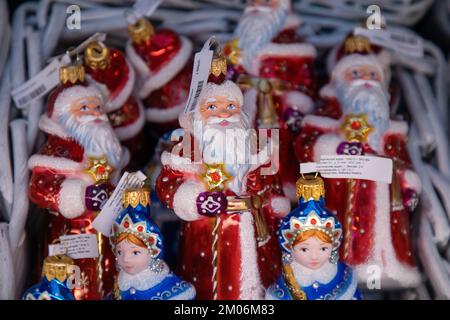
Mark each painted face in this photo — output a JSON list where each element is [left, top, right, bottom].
[[292, 236, 333, 270], [343, 64, 382, 88], [70, 96, 105, 122], [115, 239, 152, 275], [199, 95, 241, 127]]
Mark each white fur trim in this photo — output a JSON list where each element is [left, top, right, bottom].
[[284, 13, 302, 30], [128, 36, 193, 99], [146, 101, 185, 123], [312, 134, 342, 162], [353, 182, 421, 288], [160, 151, 202, 174], [403, 169, 422, 194], [252, 42, 316, 75], [243, 88, 258, 126], [28, 154, 84, 172], [38, 114, 69, 138], [172, 180, 205, 221], [332, 54, 385, 84], [284, 91, 314, 114], [200, 81, 244, 109], [57, 178, 87, 219], [319, 82, 336, 99], [291, 261, 337, 287], [385, 120, 409, 136], [118, 263, 169, 291], [113, 98, 145, 141], [301, 115, 340, 131], [239, 211, 263, 299], [270, 196, 291, 217], [125, 40, 150, 81], [109, 60, 135, 111], [53, 85, 103, 119]]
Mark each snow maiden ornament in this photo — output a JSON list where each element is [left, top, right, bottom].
[[28, 62, 129, 299], [156, 52, 291, 299], [224, 0, 318, 202], [22, 255, 76, 300], [110, 188, 195, 300], [266, 175, 362, 300]]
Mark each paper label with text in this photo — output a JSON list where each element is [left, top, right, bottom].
[[48, 234, 99, 259]]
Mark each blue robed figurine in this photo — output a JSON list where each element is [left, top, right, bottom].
[[22, 255, 76, 300], [109, 188, 195, 300], [266, 175, 362, 300]]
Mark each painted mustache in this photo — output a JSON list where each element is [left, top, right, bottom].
[[77, 114, 109, 124]]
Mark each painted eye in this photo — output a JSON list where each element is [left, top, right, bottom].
[[301, 248, 308, 253], [207, 105, 217, 111], [370, 71, 378, 80], [227, 104, 236, 110], [321, 247, 329, 252], [352, 69, 361, 79], [117, 250, 122, 256], [94, 105, 101, 111], [133, 250, 141, 256], [80, 105, 89, 111]]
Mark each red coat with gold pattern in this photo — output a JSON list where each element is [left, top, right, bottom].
[[294, 114, 422, 288], [126, 29, 193, 130], [155, 138, 291, 299], [28, 115, 129, 299]]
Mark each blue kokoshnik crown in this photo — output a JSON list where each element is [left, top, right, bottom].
[[110, 188, 164, 260], [278, 176, 343, 255]]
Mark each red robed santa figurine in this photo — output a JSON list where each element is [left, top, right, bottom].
[[294, 44, 422, 288], [317, 33, 396, 120], [83, 41, 147, 169], [28, 62, 129, 299], [126, 17, 193, 133], [156, 53, 291, 299], [224, 0, 317, 202]]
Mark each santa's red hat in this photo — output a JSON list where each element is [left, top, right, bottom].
[[47, 64, 103, 120]]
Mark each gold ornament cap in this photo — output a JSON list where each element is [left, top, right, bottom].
[[210, 55, 227, 78], [41, 255, 74, 283], [59, 64, 85, 85], [123, 188, 151, 208], [128, 18, 154, 45], [84, 42, 111, 71], [296, 175, 325, 201], [344, 35, 372, 54]]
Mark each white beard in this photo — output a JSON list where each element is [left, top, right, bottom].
[[336, 79, 390, 152], [59, 113, 123, 168], [235, 5, 288, 72], [193, 113, 253, 194]]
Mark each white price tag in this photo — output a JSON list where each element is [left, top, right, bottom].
[[300, 155, 393, 184], [183, 37, 215, 114], [93, 171, 147, 236], [12, 33, 107, 109], [126, 0, 162, 24], [354, 27, 424, 58], [48, 234, 99, 259]]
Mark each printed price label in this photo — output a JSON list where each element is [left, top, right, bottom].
[[354, 27, 424, 58], [300, 155, 393, 184], [48, 234, 99, 259], [93, 171, 147, 236], [183, 37, 215, 114], [12, 33, 106, 109]]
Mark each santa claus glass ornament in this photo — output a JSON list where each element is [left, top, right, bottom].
[[224, 0, 318, 202], [84, 41, 147, 170], [126, 17, 193, 133], [294, 43, 422, 288], [110, 188, 196, 300], [266, 175, 362, 300], [156, 52, 291, 299], [22, 255, 76, 300], [28, 61, 128, 299]]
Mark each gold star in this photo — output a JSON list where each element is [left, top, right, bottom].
[[340, 113, 373, 142], [202, 163, 231, 191], [85, 157, 113, 184]]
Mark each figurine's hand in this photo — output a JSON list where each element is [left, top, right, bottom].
[[403, 188, 419, 212], [196, 191, 227, 217], [85, 184, 110, 211]]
